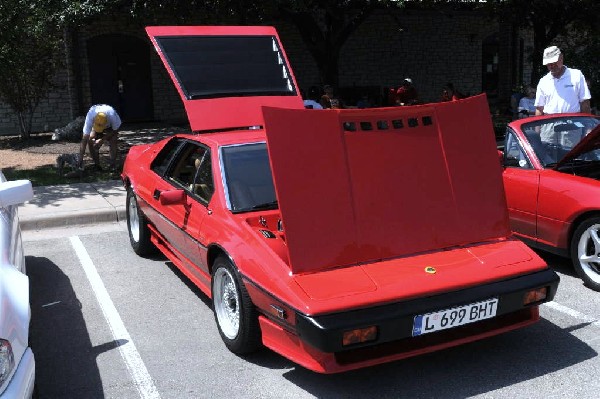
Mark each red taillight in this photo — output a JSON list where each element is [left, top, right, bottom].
[[342, 326, 378, 346], [524, 287, 548, 305]]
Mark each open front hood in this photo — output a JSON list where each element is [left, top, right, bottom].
[[555, 124, 600, 168], [264, 95, 510, 274], [146, 26, 303, 132]]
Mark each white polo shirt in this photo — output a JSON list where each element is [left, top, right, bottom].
[[535, 66, 591, 114], [82, 104, 122, 135]]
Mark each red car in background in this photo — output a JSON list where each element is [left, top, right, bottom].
[[121, 25, 559, 373], [500, 114, 600, 291]]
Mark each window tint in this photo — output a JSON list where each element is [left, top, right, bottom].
[[155, 35, 296, 99], [190, 151, 214, 203], [504, 131, 531, 169], [164, 141, 215, 204], [221, 143, 276, 212], [151, 138, 183, 176], [521, 116, 600, 165]]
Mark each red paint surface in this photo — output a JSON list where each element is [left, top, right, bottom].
[[264, 95, 509, 274]]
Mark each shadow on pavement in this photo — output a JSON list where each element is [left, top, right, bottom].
[[27, 255, 124, 398], [276, 318, 596, 398]]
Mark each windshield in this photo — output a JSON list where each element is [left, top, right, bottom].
[[221, 143, 277, 212], [521, 116, 600, 167]]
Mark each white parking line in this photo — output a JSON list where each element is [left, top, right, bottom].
[[70, 236, 161, 399], [543, 301, 600, 328]]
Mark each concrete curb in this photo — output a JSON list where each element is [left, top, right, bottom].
[[18, 181, 127, 231], [19, 206, 126, 231]]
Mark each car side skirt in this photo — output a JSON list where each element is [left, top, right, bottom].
[[515, 235, 569, 258], [147, 224, 212, 298]]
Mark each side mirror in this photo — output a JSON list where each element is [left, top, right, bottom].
[[159, 189, 186, 206], [0, 179, 33, 207]]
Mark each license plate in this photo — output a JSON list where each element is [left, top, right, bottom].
[[412, 298, 499, 336]]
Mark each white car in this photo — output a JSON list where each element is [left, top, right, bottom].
[[0, 171, 35, 398]]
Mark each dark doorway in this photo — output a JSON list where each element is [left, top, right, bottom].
[[87, 34, 153, 122], [482, 33, 499, 100]]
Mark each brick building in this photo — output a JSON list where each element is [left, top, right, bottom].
[[0, 9, 534, 135]]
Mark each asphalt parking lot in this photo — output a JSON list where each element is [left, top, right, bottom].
[[22, 223, 599, 399]]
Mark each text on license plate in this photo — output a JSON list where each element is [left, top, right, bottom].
[[412, 298, 498, 336]]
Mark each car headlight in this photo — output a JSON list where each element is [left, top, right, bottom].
[[0, 339, 15, 387]]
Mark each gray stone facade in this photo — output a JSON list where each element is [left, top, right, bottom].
[[0, 9, 534, 135]]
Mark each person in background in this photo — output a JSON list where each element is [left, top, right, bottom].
[[302, 86, 323, 109], [517, 85, 537, 118], [395, 78, 419, 105], [320, 85, 342, 109], [510, 86, 525, 120], [356, 92, 372, 109], [535, 46, 591, 116], [440, 83, 464, 102], [80, 104, 122, 172]]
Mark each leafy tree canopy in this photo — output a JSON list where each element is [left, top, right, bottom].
[[0, 0, 67, 138]]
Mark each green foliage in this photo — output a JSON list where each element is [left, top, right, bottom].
[[0, 0, 65, 139], [482, 0, 600, 83], [124, 0, 405, 84]]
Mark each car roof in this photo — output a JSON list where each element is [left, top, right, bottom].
[[175, 129, 267, 148]]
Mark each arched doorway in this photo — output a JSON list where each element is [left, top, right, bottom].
[[87, 34, 153, 122]]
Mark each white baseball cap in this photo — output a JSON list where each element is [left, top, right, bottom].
[[542, 46, 561, 65]]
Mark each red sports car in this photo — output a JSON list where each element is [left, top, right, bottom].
[[121, 26, 559, 373], [501, 114, 600, 291]]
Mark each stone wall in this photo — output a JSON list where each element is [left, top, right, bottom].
[[0, 9, 531, 135]]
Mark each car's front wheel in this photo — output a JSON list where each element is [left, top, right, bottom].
[[571, 217, 600, 292], [211, 256, 261, 354], [126, 187, 154, 256]]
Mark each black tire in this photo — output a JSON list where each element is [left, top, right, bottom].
[[126, 187, 155, 256], [211, 256, 261, 354], [570, 217, 600, 292]]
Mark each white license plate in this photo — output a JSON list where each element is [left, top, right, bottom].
[[412, 298, 499, 336]]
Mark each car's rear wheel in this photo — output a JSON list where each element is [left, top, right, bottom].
[[571, 217, 600, 292], [126, 187, 154, 256], [211, 256, 261, 354]]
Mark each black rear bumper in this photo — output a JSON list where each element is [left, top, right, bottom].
[[295, 268, 559, 353]]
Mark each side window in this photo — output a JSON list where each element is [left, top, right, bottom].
[[190, 151, 214, 204], [165, 142, 214, 204], [504, 131, 531, 169], [151, 138, 183, 176]]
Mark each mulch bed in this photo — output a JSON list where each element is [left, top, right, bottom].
[[0, 132, 80, 154]]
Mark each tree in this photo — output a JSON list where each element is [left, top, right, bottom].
[[275, 1, 405, 87], [483, 0, 600, 84], [0, 0, 67, 139], [125, 0, 405, 88]]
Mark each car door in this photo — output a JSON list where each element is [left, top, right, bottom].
[[156, 141, 214, 278], [502, 130, 540, 240]]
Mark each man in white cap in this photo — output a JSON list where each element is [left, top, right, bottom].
[[535, 46, 591, 116], [80, 104, 122, 171]]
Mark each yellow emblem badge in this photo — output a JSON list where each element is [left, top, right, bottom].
[[425, 266, 437, 274]]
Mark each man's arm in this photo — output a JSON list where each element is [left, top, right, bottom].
[[82, 108, 95, 136], [580, 99, 591, 114], [535, 106, 544, 116], [79, 135, 90, 168]]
